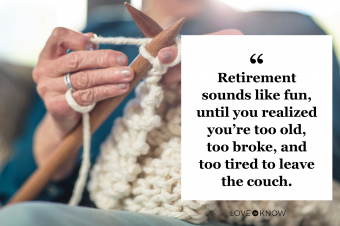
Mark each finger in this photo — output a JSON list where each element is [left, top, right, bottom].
[[84, 32, 100, 50], [44, 93, 80, 120], [45, 49, 128, 77], [40, 27, 94, 60], [158, 43, 178, 64], [208, 29, 243, 35], [160, 63, 181, 86], [56, 67, 134, 92], [71, 83, 130, 106]]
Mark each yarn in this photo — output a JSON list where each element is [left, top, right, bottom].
[[65, 89, 95, 206], [91, 37, 152, 46], [65, 36, 340, 226]]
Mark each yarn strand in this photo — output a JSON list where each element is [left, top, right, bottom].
[[65, 89, 95, 206], [68, 112, 91, 206]]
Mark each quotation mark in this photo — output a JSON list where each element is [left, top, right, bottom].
[[250, 54, 263, 64], [252, 210, 259, 216]]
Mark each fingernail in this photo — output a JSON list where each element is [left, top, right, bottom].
[[86, 43, 94, 50], [121, 68, 131, 78], [161, 51, 172, 63], [117, 55, 127, 66], [118, 83, 127, 89]]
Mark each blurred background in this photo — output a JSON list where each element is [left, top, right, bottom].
[[0, 0, 339, 66]]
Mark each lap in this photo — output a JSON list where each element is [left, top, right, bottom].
[[0, 202, 231, 226]]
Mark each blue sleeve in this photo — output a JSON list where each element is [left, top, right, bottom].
[[0, 87, 136, 205], [0, 91, 50, 204]]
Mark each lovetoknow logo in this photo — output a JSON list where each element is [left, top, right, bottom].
[[252, 210, 258, 216], [229, 210, 286, 217]]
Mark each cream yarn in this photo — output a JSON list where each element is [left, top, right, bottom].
[[66, 36, 340, 226], [65, 89, 95, 206]]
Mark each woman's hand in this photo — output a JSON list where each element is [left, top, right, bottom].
[[33, 27, 134, 180], [158, 29, 243, 94], [32, 27, 242, 181]]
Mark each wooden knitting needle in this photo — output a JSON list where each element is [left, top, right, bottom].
[[125, 2, 163, 37], [8, 3, 185, 204]]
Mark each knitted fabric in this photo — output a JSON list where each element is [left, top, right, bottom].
[[66, 37, 340, 226]]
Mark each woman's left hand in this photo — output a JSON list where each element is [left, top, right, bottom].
[[158, 29, 243, 94]]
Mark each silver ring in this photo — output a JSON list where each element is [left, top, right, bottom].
[[64, 73, 74, 90]]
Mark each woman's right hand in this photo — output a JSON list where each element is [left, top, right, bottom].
[[32, 27, 134, 180]]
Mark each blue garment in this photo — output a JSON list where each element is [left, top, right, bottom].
[[0, 8, 339, 207], [0, 202, 231, 226]]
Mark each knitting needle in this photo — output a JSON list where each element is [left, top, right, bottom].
[[8, 3, 184, 205], [125, 2, 163, 37]]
